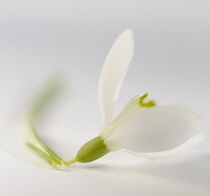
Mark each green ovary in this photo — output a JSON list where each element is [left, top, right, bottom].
[[76, 136, 110, 163]]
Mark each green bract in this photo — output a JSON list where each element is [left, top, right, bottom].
[[26, 80, 67, 170]]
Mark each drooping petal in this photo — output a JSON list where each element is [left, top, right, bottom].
[[100, 93, 156, 139], [104, 106, 202, 153], [99, 29, 134, 127]]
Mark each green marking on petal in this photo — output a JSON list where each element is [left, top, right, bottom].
[[139, 93, 156, 108]]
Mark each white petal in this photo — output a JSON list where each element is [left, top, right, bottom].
[[122, 132, 205, 158], [99, 29, 134, 127], [100, 93, 156, 139], [104, 106, 202, 153]]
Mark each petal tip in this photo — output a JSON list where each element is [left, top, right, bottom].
[[121, 28, 134, 41]]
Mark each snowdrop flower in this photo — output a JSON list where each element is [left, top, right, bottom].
[[26, 29, 203, 169]]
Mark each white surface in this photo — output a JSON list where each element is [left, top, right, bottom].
[[0, 1, 210, 195]]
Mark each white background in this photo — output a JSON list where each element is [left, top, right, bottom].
[[0, 1, 210, 195]]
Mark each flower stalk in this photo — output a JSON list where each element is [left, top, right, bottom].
[[26, 79, 67, 170]]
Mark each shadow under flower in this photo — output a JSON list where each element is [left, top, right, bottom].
[[71, 152, 210, 191]]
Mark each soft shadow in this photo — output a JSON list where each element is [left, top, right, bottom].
[[71, 152, 210, 189]]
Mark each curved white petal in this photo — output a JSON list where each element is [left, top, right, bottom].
[[99, 29, 134, 127], [122, 133, 205, 158], [100, 93, 156, 139], [104, 106, 202, 153]]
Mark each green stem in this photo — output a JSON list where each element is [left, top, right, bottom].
[[26, 78, 67, 170], [27, 142, 54, 164], [64, 158, 77, 165]]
